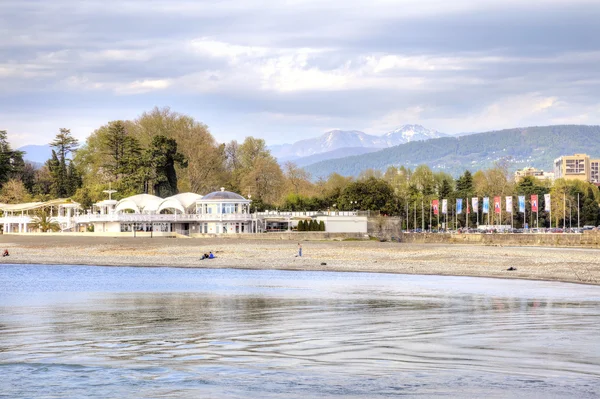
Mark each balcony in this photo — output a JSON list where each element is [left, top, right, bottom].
[[74, 213, 254, 223]]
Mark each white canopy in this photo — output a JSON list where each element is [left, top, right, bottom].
[[157, 192, 203, 214], [115, 194, 162, 214], [0, 199, 79, 213]]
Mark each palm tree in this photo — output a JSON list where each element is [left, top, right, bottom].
[[31, 208, 61, 232]]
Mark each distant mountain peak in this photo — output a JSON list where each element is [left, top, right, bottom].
[[383, 125, 446, 142], [269, 125, 447, 161]]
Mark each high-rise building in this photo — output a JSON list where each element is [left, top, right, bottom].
[[553, 154, 600, 183]]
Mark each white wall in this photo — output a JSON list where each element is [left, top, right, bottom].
[[92, 222, 121, 233], [317, 216, 367, 233]]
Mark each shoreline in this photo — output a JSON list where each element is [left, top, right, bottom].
[[1, 236, 599, 286]]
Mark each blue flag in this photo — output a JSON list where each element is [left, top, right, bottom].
[[518, 196, 525, 213], [483, 197, 489, 214], [456, 198, 463, 214]]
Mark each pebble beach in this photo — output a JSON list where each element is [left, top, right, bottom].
[[1, 235, 599, 285]]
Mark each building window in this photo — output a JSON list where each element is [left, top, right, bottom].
[[565, 159, 585, 175]]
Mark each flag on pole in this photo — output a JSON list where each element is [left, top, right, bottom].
[[518, 196, 525, 213], [472, 197, 479, 213], [531, 195, 538, 212], [456, 198, 463, 214], [544, 194, 551, 211], [432, 199, 439, 215], [442, 199, 448, 214], [506, 196, 513, 213], [483, 197, 489, 214], [494, 196, 501, 214]]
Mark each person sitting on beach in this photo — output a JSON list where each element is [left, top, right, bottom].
[[2, 249, 8, 257], [208, 252, 215, 259], [201, 253, 210, 260]]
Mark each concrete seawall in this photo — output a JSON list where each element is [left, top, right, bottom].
[[191, 232, 369, 240], [398, 232, 600, 248]]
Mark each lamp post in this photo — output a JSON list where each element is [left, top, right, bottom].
[[577, 193, 580, 230], [566, 199, 572, 231], [248, 194, 253, 233], [421, 198, 424, 232]]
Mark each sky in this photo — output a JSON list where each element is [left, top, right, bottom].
[[1, 0, 600, 148]]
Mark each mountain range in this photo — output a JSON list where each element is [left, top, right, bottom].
[[269, 125, 447, 163], [301, 125, 600, 179]]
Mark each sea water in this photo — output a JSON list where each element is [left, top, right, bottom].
[[1, 264, 599, 398]]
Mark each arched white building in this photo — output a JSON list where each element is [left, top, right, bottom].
[[75, 189, 252, 235]]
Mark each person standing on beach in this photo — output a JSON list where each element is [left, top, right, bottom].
[[298, 243, 302, 257]]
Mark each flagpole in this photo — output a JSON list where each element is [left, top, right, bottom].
[[414, 202, 416, 232], [511, 197, 514, 230], [524, 198, 527, 230], [563, 192, 566, 230], [577, 193, 580, 229], [466, 198, 469, 232], [500, 197, 502, 229], [429, 201, 432, 232], [421, 199, 424, 232]]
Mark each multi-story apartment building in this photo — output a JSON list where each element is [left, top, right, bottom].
[[554, 154, 600, 183]]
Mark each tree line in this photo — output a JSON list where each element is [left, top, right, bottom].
[[0, 107, 599, 229]]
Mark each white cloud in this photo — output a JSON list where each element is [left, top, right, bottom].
[[117, 79, 172, 94]]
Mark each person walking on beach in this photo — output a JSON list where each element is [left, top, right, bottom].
[[297, 243, 302, 257]]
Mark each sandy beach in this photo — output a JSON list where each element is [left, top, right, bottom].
[[1, 235, 599, 285]]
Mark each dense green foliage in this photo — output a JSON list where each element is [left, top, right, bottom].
[[1, 110, 598, 232], [0, 130, 26, 187]]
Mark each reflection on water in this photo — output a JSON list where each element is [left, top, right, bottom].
[[1, 265, 600, 398]]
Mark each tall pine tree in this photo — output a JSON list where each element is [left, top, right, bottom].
[[48, 128, 80, 197]]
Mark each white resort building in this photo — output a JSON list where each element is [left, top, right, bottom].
[[0, 188, 367, 236]]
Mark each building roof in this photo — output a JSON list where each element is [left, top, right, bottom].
[[0, 199, 79, 212], [200, 188, 249, 202], [115, 194, 162, 213], [157, 192, 203, 214]]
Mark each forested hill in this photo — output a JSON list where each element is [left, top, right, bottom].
[[303, 125, 600, 179]]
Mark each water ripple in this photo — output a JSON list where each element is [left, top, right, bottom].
[[1, 265, 600, 398]]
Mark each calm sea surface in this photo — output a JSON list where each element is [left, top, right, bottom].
[[1, 264, 599, 398]]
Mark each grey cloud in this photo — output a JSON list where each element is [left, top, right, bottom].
[[1, 0, 600, 145]]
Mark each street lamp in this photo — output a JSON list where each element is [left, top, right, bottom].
[[566, 199, 572, 231]]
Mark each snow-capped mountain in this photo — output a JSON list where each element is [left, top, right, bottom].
[[270, 125, 447, 161], [382, 124, 447, 146]]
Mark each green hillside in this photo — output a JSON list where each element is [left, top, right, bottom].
[[304, 125, 600, 179]]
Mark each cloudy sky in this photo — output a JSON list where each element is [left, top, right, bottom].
[[1, 0, 599, 148]]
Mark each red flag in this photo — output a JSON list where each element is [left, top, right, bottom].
[[531, 194, 538, 212], [432, 199, 439, 215], [494, 196, 501, 214]]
